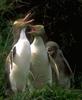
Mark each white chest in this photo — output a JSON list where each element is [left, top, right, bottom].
[[30, 37, 52, 87], [9, 28, 31, 92]]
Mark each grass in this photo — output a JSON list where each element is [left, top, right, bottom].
[[7, 85, 82, 100], [0, 18, 13, 99]]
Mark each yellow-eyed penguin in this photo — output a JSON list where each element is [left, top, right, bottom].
[[5, 13, 34, 93], [28, 25, 52, 89], [46, 41, 73, 88]]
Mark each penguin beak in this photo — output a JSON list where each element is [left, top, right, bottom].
[[13, 12, 34, 26], [27, 25, 37, 34], [24, 19, 34, 25], [23, 12, 34, 25]]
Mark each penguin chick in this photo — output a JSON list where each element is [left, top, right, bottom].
[[46, 41, 73, 88], [28, 25, 52, 89], [5, 13, 34, 93]]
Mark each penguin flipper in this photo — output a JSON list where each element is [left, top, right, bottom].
[[59, 50, 73, 76], [5, 54, 13, 96], [5, 46, 16, 95], [48, 54, 59, 81], [10, 46, 16, 70]]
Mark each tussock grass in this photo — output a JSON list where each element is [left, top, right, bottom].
[[9, 85, 82, 100]]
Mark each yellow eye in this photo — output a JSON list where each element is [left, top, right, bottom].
[[13, 21, 18, 25]]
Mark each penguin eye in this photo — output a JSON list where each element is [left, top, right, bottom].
[[48, 48, 52, 52], [26, 26, 31, 32], [13, 21, 18, 25]]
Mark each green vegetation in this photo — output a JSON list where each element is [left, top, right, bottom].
[[0, 18, 12, 98], [0, 0, 82, 99], [10, 85, 82, 100]]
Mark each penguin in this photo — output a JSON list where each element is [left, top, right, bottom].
[[46, 41, 73, 88], [5, 13, 34, 93], [28, 25, 52, 89]]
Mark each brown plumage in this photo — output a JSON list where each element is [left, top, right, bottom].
[[46, 41, 73, 88]]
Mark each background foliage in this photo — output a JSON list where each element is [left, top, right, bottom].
[[0, 0, 82, 99]]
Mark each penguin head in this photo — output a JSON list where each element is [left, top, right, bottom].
[[46, 41, 59, 58], [28, 25, 45, 36], [12, 13, 34, 43], [13, 13, 34, 29]]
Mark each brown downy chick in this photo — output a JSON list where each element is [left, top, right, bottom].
[[46, 41, 73, 88]]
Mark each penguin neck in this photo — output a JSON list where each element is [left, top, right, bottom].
[[19, 28, 27, 40], [32, 36, 44, 45], [13, 28, 27, 45]]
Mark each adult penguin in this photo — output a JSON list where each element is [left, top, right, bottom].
[[5, 13, 34, 93], [28, 25, 52, 89]]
